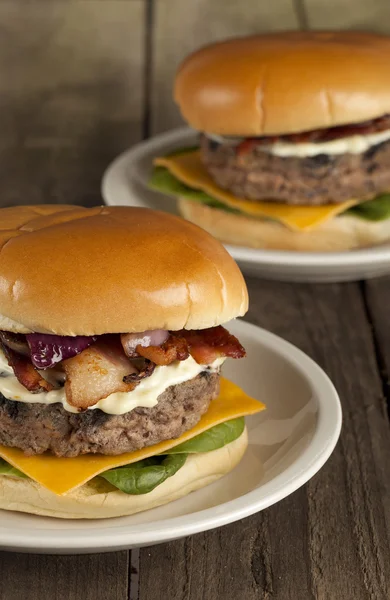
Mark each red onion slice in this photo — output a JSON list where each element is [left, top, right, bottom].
[[121, 330, 169, 358], [26, 334, 97, 370]]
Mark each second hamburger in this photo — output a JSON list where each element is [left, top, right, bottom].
[[151, 31, 390, 251]]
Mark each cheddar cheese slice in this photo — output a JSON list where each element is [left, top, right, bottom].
[[0, 378, 264, 496], [154, 150, 358, 231]]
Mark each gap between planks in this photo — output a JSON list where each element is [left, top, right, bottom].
[[361, 280, 390, 420], [142, 0, 155, 140], [292, 0, 309, 29], [129, 548, 140, 600]]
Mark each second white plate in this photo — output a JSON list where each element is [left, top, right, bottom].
[[102, 127, 390, 282]]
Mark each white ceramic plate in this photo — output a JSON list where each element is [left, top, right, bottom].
[[102, 128, 390, 283], [0, 319, 341, 554]]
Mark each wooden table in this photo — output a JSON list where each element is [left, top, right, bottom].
[[1, 3, 390, 599]]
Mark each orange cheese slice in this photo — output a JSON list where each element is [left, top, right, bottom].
[[155, 150, 358, 231], [0, 378, 264, 496]]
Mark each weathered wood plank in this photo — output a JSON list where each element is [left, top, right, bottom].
[[250, 281, 390, 600], [151, 0, 299, 134], [303, 0, 390, 31], [0, 551, 129, 600], [139, 497, 314, 600], [0, 0, 145, 207], [363, 277, 390, 408], [139, 281, 390, 600]]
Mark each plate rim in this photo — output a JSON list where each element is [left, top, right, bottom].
[[0, 319, 342, 552], [101, 126, 390, 268]]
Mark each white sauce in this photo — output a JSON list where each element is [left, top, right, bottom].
[[0, 350, 225, 415], [207, 128, 390, 158]]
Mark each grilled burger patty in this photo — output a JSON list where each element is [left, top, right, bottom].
[[200, 134, 390, 206], [0, 371, 219, 457]]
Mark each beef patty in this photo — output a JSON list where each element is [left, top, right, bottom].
[[0, 371, 219, 457], [200, 134, 390, 205]]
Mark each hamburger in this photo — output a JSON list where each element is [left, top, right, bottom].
[[0, 204, 264, 519], [150, 31, 390, 252]]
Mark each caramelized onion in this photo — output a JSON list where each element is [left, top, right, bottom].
[[0, 332, 30, 357]]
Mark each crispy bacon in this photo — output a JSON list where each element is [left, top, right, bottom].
[[136, 336, 189, 366], [137, 326, 245, 366], [0, 340, 54, 393], [236, 138, 262, 157], [236, 113, 390, 156], [63, 339, 138, 410], [175, 326, 246, 365], [123, 359, 156, 383]]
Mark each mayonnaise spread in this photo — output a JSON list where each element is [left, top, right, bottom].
[[0, 349, 225, 415], [207, 128, 390, 157]]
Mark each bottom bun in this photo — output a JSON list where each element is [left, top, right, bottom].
[[178, 198, 390, 252], [0, 428, 248, 519]]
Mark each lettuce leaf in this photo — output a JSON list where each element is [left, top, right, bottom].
[[149, 166, 240, 214], [0, 458, 27, 479], [99, 454, 187, 495], [149, 151, 390, 223], [346, 193, 390, 221], [167, 417, 245, 454]]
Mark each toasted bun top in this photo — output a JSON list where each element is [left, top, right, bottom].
[[175, 31, 390, 136], [0, 205, 247, 335]]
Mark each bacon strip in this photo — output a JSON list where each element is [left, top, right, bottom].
[[63, 339, 138, 410], [136, 326, 245, 366], [175, 326, 246, 365], [0, 340, 54, 393], [136, 336, 189, 366], [236, 113, 390, 156]]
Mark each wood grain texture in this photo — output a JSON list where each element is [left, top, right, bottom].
[[363, 278, 390, 409], [248, 281, 390, 600], [304, 0, 390, 31], [150, 0, 299, 134], [0, 1, 144, 207], [139, 497, 314, 600], [138, 280, 390, 600], [0, 551, 129, 600]]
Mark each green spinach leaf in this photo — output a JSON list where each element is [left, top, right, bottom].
[[346, 193, 390, 221], [99, 454, 187, 495], [167, 417, 245, 454], [0, 458, 27, 479], [149, 165, 240, 214]]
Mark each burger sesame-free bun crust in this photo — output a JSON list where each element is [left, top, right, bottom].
[[175, 31, 390, 136], [0, 428, 247, 519], [0, 205, 247, 335], [178, 198, 390, 252]]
